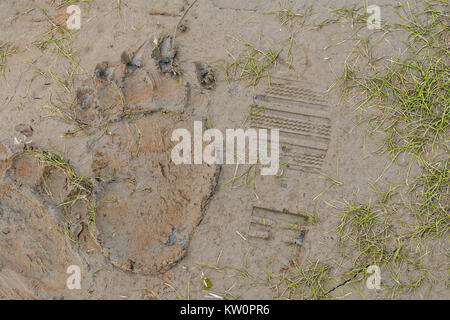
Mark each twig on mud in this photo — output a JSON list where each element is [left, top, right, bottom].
[[171, 0, 199, 48], [149, 10, 181, 17]]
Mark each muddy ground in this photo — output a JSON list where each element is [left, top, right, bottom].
[[0, 0, 448, 299]]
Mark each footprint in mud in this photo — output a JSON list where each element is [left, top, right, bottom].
[[0, 149, 81, 298], [87, 112, 220, 274], [74, 38, 188, 129], [67, 40, 220, 274], [7, 40, 220, 277], [3, 149, 92, 225]]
